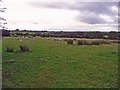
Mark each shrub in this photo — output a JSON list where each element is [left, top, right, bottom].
[[112, 40, 120, 44], [77, 39, 112, 45], [20, 45, 29, 52], [66, 39, 73, 44], [91, 40, 101, 45], [91, 40, 112, 45], [6, 47, 14, 52], [102, 40, 112, 44], [77, 40, 92, 45]]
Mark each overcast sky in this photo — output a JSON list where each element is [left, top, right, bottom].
[[1, 0, 119, 31]]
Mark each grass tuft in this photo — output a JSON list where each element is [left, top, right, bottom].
[[6, 47, 14, 52], [19, 45, 29, 52]]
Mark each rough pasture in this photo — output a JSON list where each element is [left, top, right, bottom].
[[2, 37, 119, 88]]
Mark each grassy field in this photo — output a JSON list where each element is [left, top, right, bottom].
[[2, 37, 119, 88]]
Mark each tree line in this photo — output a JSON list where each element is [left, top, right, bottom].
[[2, 29, 120, 40]]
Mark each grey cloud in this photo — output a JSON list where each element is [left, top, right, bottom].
[[113, 16, 118, 23], [74, 2, 117, 15], [29, 2, 72, 10], [29, 2, 118, 24], [76, 13, 106, 24], [76, 2, 118, 24], [30, 2, 117, 15]]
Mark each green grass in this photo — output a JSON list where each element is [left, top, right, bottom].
[[2, 37, 119, 88]]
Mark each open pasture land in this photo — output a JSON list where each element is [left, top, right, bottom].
[[2, 37, 119, 88]]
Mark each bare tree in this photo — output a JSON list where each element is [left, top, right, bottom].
[[0, 0, 7, 30]]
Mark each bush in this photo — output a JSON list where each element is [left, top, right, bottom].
[[66, 39, 73, 44], [77, 40, 92, 45], [91, 40, 102, 45], [91, 40, 112, 45], [112, 40, 120, 44], [77, 39, 112, 45], [102, 40, 112, 44], [20, 45, 29, 52], [6, 47, 14, 52]]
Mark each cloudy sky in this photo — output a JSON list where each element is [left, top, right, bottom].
[[1, 0, 119, 31]]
